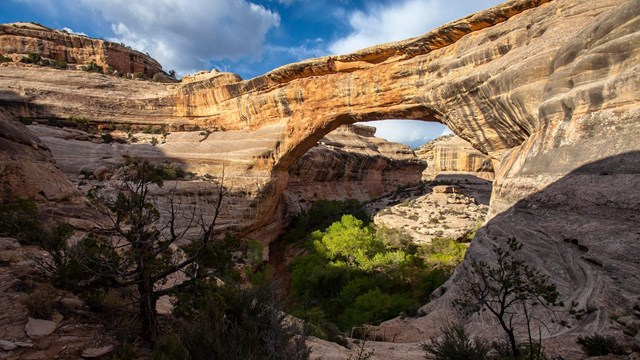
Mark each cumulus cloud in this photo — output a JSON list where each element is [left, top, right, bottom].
[[80, 0, 280, 74], [60, 27, 87, 36], [329, 0, 501, 55], [365, 120, 452, 148]]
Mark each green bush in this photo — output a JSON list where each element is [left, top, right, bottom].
[[53, 59, 67, 69], [173, 282, 311, 360], [339, 288, 415, 329], [0, 197, 44, 244], [0, 54, 12, 63], [81, 61, 103, 73], [577, 334, 625, 356], [422, 323, 489, 360]]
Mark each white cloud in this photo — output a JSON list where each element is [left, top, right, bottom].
[[364, 120, 451, 148], [80, 0, 280, 73], [60, 27, 87, 36], [329, 0, 502, 55]]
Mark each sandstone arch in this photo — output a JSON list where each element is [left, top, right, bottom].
[[1, 0, 638, 350], [171, 0, 640, 346]]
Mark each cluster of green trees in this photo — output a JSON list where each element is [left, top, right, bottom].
[[286, 201, 467, 335]]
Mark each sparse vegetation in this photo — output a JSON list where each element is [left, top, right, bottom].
[[576, 334, 626, 356], [0, 197, 45, 244], [0, 54, 11, 63], [22, 289, 56, 320], [422, 323, 489, 360]]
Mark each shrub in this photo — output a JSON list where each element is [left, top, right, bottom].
[[53, 60, 67, 69], [101, 133, 114, 143], [23, 289, 56, 320], [577, 334, 625, 356], [0, 197, 44, 244], [152, 335, 189, 360], [174, 282, 311, 360], [422, 323, 489, 360], [0, 54, 12, 63], [81, 61, 103, 73]]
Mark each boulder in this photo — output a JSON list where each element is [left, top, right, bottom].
[[432, 185, 461, 194], [25, 317, 56, 338], [81, 345, 114, 358]]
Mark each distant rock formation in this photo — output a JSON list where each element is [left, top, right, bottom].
[[0, 22, 164, 78], [416, 135, 494, 180], [284, 124, 426, 217]]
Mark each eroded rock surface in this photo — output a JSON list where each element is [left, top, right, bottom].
[[0, 22, 164, 78], [284, 124, 426, 217], [0, 0, 639, 356], [416, 135, 494, 180]]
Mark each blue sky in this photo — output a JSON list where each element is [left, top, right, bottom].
[[1, 0, 502, 148]]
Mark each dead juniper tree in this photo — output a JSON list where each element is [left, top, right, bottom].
[[453, 238, 562, 358], [77, 159, 227, 344]]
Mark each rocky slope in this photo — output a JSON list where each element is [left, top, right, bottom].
[[0, 108, 89, 224], [1, 0, 639, 356], [415, 135, 494, 180], [0, 22, 164, 78], [366, 180, 490, 245]]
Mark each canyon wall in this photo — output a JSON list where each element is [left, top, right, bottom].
[[0, 22, 164, 78], [0, 0, 639, 352], [415, 135, 494, 180], [284, 124, 425, 217]]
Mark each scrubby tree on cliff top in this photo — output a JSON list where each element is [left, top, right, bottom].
[[77, 159, 226, 343]]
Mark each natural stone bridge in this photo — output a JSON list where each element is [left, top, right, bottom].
[[1, 0, 638, 350], [171, 0, 640, 344]]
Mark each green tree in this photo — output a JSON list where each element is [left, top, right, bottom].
[[453, 238, 562, 358], [77, 159, 226, 344]]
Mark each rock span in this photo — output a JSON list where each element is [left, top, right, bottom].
[[0, 0, 639, 352]]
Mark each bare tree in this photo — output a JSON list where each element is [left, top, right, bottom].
[[77, 159, 226, 343]]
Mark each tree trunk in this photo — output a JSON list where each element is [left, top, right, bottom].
[[497, 316, 520, 358], [507, 328, 520, 358], [139, 279, 158, 344]]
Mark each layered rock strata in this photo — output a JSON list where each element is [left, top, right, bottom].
[[0, 108, 86, 221], [416, 135, 494, 180], [0, 22, 164, 78], [0, 0, 639, 353], [284, 124, 426, 217]]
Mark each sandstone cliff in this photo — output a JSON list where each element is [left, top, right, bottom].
[[0, 108, 85, 220], [284, 124, 426, 217], [416, 135, 494, 180], [0, 0, 639, 355], [0, 22, 164, 78]]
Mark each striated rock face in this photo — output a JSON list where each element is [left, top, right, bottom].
[[1, 0, 639, 352], [21, 121, 425, 243], [416, 135, 494, 180], [284, 124, 426, 217], [0, 22, 163, 78], [0, 108, 84, 218]]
